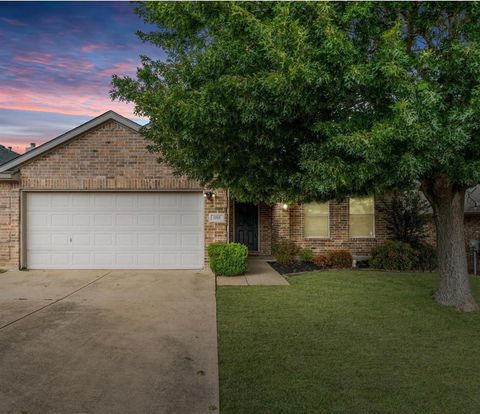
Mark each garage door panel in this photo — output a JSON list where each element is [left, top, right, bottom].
[[93, 215, 113, 226], [115, 233, 136, 247], [115, 195, 136, 209], [72, 214, 91, 226], [29, 233, 51, 248], [181, 214, 201, 227], [26, 192, 204, 269], [138, 233, 157, 247], [71, 233, 91, 246], [181, 253, 202, 268], [158, 194, 178, 209], [94, 233, 113, 246], [51, 253, 70, 266], [51, 196, 71, 209], [93, 253, 114, 267], [52, 233, 70, 247], [137, 214, 155, 226], [72, 253, 91, 266]]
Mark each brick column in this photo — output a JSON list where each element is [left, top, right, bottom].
[[204, 189, 228, 266], [0, 182, 20, 269], [271, 202, 290, 245]]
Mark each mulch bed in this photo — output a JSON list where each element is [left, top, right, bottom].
[[268, 261, 321, 275]]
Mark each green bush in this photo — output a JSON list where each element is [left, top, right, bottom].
[[300, 248, 314, 262], [208, 242, 248, 276], [413, 242, 437, 271], [370, 240, 416, 271], [273, 239, 300, 265], [328, 250, 353, 268]]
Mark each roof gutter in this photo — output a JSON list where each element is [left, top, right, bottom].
[[0, 171, 19, 181]]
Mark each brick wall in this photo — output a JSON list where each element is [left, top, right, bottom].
[[465, 215, 480, 273], [258, 203, 272, 255], [0, 119, 227, 269], [286, 200, 388, 257], [204, 189, 228, 264], [20, 120, 202, 191], [272, 203, 290, 245], [0, 182, 19, 268]]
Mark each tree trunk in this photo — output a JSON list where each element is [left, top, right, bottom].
[[422, 177, 478, 312]]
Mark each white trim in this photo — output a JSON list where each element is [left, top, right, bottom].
[[0, 172, 19, 181], [0, 111, 141, 174], [302, 201, 330, 239], [348, 196, 376, 239], [22, 190, 204, 270]]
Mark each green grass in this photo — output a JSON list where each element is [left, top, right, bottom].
[[217, 270, 480, 414]]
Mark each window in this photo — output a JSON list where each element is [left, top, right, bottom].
[[303, 201, 329, 238], [349, 197, 375, 237]]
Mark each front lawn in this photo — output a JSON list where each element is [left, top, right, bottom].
[[217, 270, 480, 414]]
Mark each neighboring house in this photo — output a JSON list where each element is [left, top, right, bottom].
[[0, 145, 19, 165], [0, 110, 478, 270]]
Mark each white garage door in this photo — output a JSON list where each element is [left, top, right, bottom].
[[26, 192, 204, 269]]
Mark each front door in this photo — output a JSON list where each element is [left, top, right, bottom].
[[235, 202, 258, 251]]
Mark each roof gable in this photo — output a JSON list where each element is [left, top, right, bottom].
[[0, 111, 141, 173]]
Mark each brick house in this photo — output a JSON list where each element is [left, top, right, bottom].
[[0, 111, 478, 270]]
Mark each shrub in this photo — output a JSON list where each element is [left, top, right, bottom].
[[413, 242, 437, 271], [208, 242, 248, 276], [377, 190, 430, 246], [328, 250, 353, 268], [313, 254, 330, 268], [273, 239, 300, 265], [300, 248, 314, 263], [370, 240, 416, 271]]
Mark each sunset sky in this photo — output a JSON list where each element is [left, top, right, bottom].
[[0, 1, 164, 153]]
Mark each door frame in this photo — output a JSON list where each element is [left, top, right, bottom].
[[20, 189, 205, 270], [232, 201, 260, 253]]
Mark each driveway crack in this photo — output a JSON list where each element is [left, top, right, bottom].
[[0, 271, 112, 331]]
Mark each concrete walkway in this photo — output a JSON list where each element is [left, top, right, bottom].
[[0, 269, 218, 414], [216, 258, 289, 286]]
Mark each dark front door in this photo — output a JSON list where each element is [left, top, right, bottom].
[[235, 202, 258, 251]]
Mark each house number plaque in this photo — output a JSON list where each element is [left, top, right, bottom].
[[208, 213, 225, 223]]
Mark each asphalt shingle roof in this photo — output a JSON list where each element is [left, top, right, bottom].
[[0, 145, 19, 165]]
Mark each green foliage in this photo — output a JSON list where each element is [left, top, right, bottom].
[[328, 250, 353, 268], [313, 254, 329, 269], [273, 239, 300, 265], [378, 191, 431, 246], [299, 247, 314, 263], [413, 243, 437, 272], [370, 240, 417, 271], [112, 3, 480, 202], [208, 242, 248, 276], [111, 2, 479, 303], [370, 240, 437, 271]]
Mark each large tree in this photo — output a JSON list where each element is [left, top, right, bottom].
[[112, 2, 480, 311]]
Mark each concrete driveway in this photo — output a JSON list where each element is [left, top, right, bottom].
[[0, 269, 219, 414]]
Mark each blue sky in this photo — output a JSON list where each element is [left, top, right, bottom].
[[0, 1, 164, 153]]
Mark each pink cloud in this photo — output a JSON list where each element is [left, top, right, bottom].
[[6, 66, 34, 76], [15, 52, 95, 72], [0, 84, 137, 117], [80, 43, 107, 53], [97, 61, 138, 77], [0, 141, 36, 154], [0, 17, 25, 27]]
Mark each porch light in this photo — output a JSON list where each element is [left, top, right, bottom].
[[282, 203, 288, 211], [204, 191, 216, 200]]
